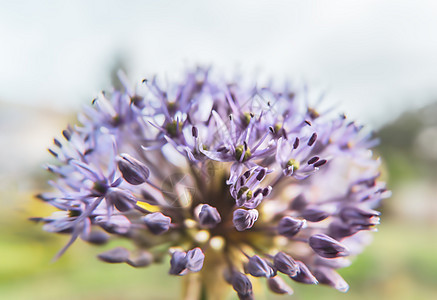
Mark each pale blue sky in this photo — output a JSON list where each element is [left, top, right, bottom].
[[1, 0, 437, 126]]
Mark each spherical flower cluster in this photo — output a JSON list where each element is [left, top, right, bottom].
[[34, 68, 390, 299]]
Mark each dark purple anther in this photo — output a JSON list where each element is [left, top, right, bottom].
[[54, 138, 62, 148], [253, 188, 262, 198], [192, 126, 198, 138], [313, 159, 327, 168], [256, 168, 266, 181], [307, 156, 319, 165], [262, 186, 272, 197], [308, 133, 317, 146], [62, 129, 71, 141], [48, 149, 58, 157], [293, 137, 300, 149]]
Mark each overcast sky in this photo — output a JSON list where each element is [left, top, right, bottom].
[[1, 0, 437, 126]]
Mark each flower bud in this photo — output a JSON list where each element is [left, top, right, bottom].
[[301, 207, 329, 222], [97, 247, 130, 263], [339, 206, 380, 226], [267, 276, 294, 295], [83, 230, 109, 245], [143, 212, 171, 235], [247, 255, 276, 278], [291, 261, 318, 285], [127, 251, 154, 268], [106, 189, 137, 212], [231, 272, 253, 298], [309, 233, 349, 258], [290, 194, 308, 211], [95, 215, 131, 235], [273, 252, 298, 276], [186, 247, 205, 272], [313, 267, 349, 292], [328, 220, 361, 239], [198, 204, 221, 228], [169, 251, 188, 275], [117, 153, 150, 185], [233, 209, 259, 231], [278, 216, 305, 237]]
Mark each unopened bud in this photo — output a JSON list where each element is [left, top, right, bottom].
[[278, 216, 305, 237], [84, 230, 109, 245], [291, 261, 318, 285], [247, 255, 275, 278], [273, 252, 298, 276], [309, 233, 349, 258], [97, 247, 130, 263], [301, 207, 329, 222], [169, 251, 188, 275], [313, 267, 349, 292], [267, 276, 294, 295], [233, 209, 258, 231], [117, 153, 150, 185], [198, 204, 221, 228], [186, 247, 205, 272], [127, 251, 153, 268], [231, 272, 253, 298], [143, 212, 171, 235], [106, 189, 137, 212]]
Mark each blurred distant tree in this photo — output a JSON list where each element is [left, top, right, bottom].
[[377, 101, 437, 183]]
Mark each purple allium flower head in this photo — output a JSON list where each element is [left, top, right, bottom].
[[34, 67, 390, 299]]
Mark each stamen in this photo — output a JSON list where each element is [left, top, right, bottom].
[[308, 133, 317, 146]]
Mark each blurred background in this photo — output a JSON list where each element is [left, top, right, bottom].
[[1, 1, 436, 299]]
